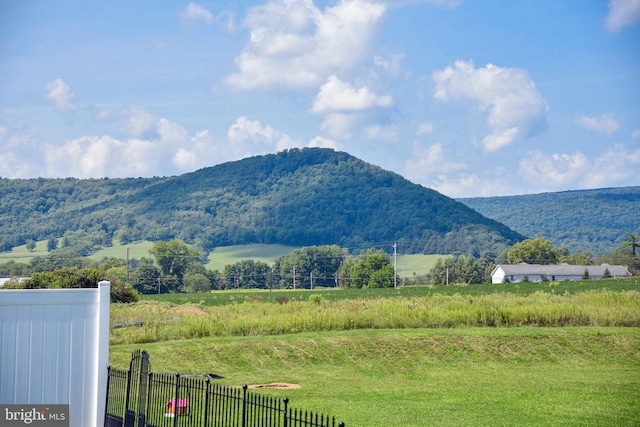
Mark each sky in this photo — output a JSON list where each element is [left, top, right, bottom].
[[1, 0, 639, 198]]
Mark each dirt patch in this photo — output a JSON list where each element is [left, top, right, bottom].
[[248, 383, 301, 390], [176, 305, 208, 316]]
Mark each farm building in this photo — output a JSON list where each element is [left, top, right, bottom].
[[490, 263, 631, 284]]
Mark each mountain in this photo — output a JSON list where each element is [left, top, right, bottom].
[[0, 148, 523, 256], [458, 186, 640, 255]]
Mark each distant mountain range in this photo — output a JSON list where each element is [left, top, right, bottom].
[[459, 186, 640, 255], [0, 148, 522, 256]]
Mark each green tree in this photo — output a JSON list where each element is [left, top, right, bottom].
[[347, 249, 395, 289], [431, 255, 485, 285], [149, 240, 201, 291], [621, 233, 639, 257], [582, 268, 590, 280], [131, 258, 163, 294], [47, 237, 58, 252], [222, 259, 271, 289], [507, 238, 560, 265], [184, 272, 211, 293], [273, 245, 345, 288], [7, 266, 139, 303], [25, 239, 36, 252]]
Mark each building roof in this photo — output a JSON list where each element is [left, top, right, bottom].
[[493, 263, 630, 277]]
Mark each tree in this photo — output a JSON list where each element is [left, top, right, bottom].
[[131, 258, 163, 294], [507, 238, 560, 265], [346, 249, 395, 289], [273, 245, 345, 288], [621, 233, 639, 257], [603, 267, 611, 278], [582, 268, 590, 280], [47, 237, 58, 252], [184, 273, 211, 293], [431, 256, 485, 285], [149, 240, 201, 291], [222, 259, 271, 289], [25, 239, 36, 252]]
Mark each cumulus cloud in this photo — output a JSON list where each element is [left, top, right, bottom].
[[121, 106, 156, 137], [405, 142, 466, 178], [583, 144, 640, 188], [320, 113, 359, 139], [575, 113, 620, 134], [226, 0, 385, 89], [228, 116, 299, 152], [182, 2, 214, 25], [312, 75, 393, 113], [0, 126, 44, 178], [433, 61, 548, 151], [519, 150, 589, 188], [46, 79, 76, 111], [605, 0, 640, 32]]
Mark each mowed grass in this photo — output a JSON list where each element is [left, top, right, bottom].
[[109, 279, 640, 425], [109, 328, 640, 427], [205, 244, 299, 271]]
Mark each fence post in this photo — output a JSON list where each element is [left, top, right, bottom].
[[104, 366, 111, 425], [173, 374, 181, 427], [203, 378, 210, 427], [123, 354, 135, 427], [242, 384, 248, 427], [283, 397, 289, 427]]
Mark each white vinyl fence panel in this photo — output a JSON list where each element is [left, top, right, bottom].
[[0, 281, 110, 427]]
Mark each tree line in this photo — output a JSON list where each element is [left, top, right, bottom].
[[4, 232, 638, 300]]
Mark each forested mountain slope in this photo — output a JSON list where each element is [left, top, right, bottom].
[[459, 187, 640, 255], [0, 148, 523, 255]]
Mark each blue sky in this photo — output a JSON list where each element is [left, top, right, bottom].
[[1, 0, 639, 197]]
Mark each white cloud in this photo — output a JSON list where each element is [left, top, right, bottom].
[[226, 0, 385, 89], [633, 129, 640, 138], [121, 106, 156, 137], [182, 2, 214, 25], [416, 122, 433, 135], [605, 0, 640, 32], [575, 113, 620, 134], [583, 144, 640, 188], [0, 126, 43, 178], [227, 116, 299, 152], [46, 79, 76, 111], [365, 124, 398, 141], [312, 75, 393, 113], [518, 150, 589, 188], [320, 113, 358, 139], [405, 142, 466, 178], [433, 60, 548, 151]]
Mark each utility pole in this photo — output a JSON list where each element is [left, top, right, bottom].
[[293, 266, 296, 290], [126, 247, 130, 283], [393, 243, 397, 288], [310, 272, 313, 290]]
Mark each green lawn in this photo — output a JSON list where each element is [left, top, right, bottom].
[[109, 327, 640, 427]]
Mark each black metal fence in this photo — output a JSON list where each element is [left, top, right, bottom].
[[105, 350, 345, 427]]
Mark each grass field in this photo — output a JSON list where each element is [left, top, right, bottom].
[[109, 279, 640, 426], [109, 328, 640, 426]]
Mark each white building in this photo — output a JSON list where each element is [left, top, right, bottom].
[[491, 263, 631, 284]]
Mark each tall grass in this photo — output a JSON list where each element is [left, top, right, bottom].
[[110, 290, 640, 345]]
